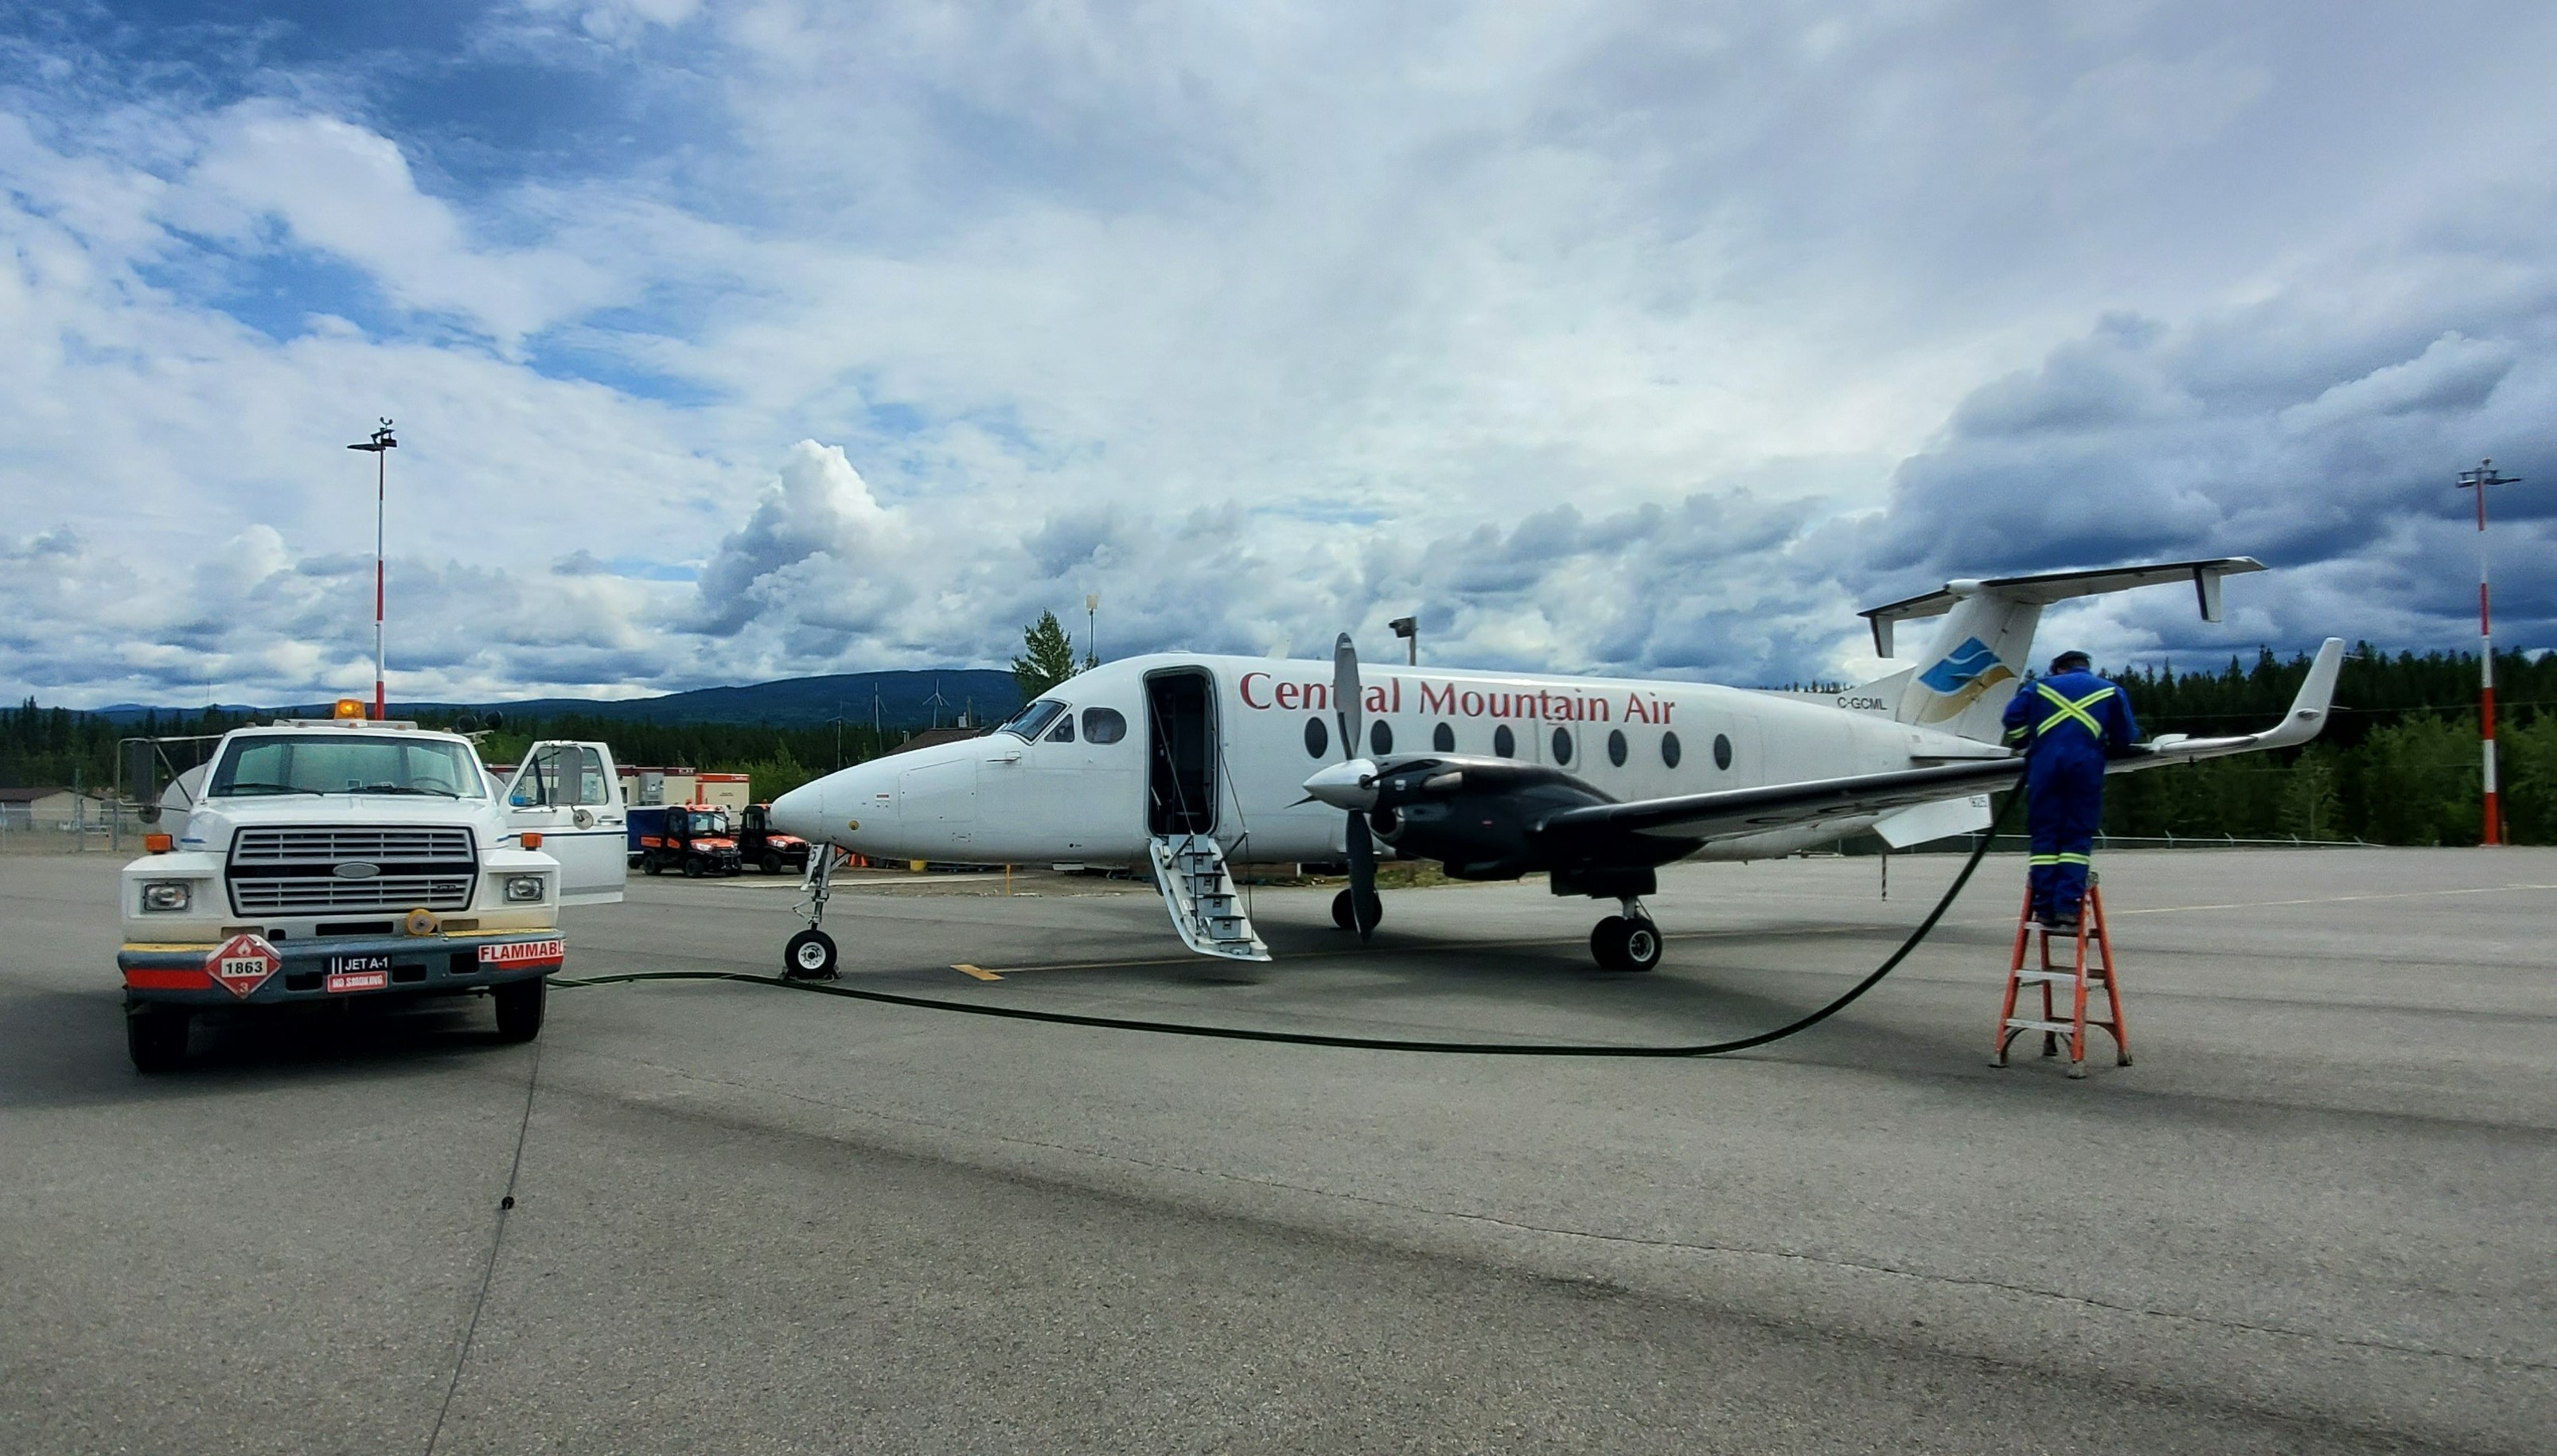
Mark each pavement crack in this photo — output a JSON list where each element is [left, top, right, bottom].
[[586, 1052, 2555, 1377]]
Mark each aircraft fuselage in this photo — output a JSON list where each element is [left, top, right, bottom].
[[769, 654, 2002, 870]]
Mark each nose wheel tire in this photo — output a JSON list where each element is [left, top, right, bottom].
[[1590, 916, 1663, 972], [1331, 888, 1382, 932], [784, 928, 840, 980]]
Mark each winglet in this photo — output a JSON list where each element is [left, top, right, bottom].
[[2131, 637, 2345, 766]]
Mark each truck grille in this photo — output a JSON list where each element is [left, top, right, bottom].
[[227, 825, 477, 916]]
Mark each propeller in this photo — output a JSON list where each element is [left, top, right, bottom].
[[1329, 633, 1381, 939]]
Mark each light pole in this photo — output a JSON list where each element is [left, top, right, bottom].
[[2456, 459, 2520, 846], [1390, 615, 1418, 666], [1085, 592, 1101, 668], [345, 419, 396, 719]]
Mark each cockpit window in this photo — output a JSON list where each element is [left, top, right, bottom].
[[1000, 699, 1068, 741], [1045, 715, 1075, 743]]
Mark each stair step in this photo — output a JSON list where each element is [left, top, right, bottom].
[[2012, 971, 2111, 986]]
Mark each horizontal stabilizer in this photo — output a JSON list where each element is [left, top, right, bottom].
[[1861, 557, 2264, 657]]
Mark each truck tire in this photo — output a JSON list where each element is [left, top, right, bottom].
[[682, 855, 707, 878], [127, 1006, 189, 1073], [644, 858, 663, 875], [493, 979, 546, 1042], [761, 851, 783, 874]]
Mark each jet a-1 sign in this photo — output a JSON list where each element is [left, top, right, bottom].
[[770, 559, 2341, 975]]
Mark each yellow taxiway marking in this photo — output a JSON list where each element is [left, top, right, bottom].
[[951, 963, 1004, 981], [2107, 883, 2557, 917]]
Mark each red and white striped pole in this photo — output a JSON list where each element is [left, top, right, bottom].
[[2456, 460, 2518, 847], [346, 421, 396, 720]]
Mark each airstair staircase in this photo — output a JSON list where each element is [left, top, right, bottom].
[[1148, 834, 1270, 963]]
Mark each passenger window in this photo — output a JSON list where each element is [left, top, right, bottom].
[[1662, 731, 1682, 769], [1432, 722, 1455, 752], [1082, 707, 1127, 744], [1607, 729, 1627, 767], [1046, 716, 1075, 743], [1551, 727, 1573, 765], [1304, 716, 1329, 758], [1493, 724, 1515, 758], [1370, 720, 1393, 756], [571, 746, 610, 804], [1713, 733, 1733, 770]]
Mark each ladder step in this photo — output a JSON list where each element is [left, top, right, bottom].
[[2005, 1018, 2083, 1034], [1206, 917, 1250, 940], [2012, 970, 2111, 986]]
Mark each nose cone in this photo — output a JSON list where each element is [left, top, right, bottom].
[[1302, 757, 1378, 811], [769, 780, 829, 842]]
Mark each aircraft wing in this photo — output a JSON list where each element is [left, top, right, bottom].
[[1538, 637, 2345, 850]]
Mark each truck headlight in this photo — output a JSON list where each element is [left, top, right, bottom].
[[141, 881, 193, 913], [505, 875, 546, 903]]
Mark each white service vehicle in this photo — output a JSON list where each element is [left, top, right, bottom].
[[115, 709, 626, 1072]]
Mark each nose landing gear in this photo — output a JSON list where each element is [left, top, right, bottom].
[[1589, 899, 1663, 972], [783, 847, 847, 979]]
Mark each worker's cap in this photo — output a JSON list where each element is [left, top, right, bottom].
[[2048, 649, 2092, 673]]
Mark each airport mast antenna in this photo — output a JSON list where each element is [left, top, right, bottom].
[[345, 419, 397, 720], [2456, 459, 2521, 846]]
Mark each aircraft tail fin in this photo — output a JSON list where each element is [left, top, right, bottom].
[[1861, 558, 2265, 743]]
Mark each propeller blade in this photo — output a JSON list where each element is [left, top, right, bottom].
[[1333, 632, 1363, 761], [1344, 811, 1379, 940]]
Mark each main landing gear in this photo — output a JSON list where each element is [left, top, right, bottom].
[[1330, 887, 1382, 932], [783, 847, 846, 979], [1589, 899, 1663, 972]]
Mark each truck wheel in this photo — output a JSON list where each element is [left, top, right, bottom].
[[761, 851, 783, 874], [645, 858, 663, 875], [493, 979, 546, 1042], [784, 928, 839, 979], [682, 855, 707, 878], [127, 1006, 189, 1073]]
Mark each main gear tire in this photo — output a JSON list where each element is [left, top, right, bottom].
[[1330, 888, 1382, 932], [127, 1006, 189, 1073], [784, 928, 840, 980], [1590, 916, 1662, 972]]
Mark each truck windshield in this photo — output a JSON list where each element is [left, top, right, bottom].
[[207, 735, 485, 799]]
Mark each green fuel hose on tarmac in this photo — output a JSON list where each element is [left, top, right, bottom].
[[553, 795, 2019, 1059]]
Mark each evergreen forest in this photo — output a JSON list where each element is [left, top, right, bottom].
[[5, 644, 2552, 846]]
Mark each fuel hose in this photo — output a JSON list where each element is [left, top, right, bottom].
[[554, 795, 2018, 1058]]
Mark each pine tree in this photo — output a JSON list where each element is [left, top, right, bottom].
[[1011, 611, 1080, 701]]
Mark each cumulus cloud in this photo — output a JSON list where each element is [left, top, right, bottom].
[[4, 2, 2557, 709]]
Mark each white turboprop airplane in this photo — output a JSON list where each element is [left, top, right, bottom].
[[767, 559, 2343, 976]]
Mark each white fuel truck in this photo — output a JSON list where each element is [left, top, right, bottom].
[[115, 710, 626, 1071]]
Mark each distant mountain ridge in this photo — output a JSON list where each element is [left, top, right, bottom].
[[88, 669, 1025, 729]]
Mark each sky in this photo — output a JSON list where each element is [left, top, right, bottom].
[[3, 0, 2554, 708]]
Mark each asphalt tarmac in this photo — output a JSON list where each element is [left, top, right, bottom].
[[5, 847, 2552, 1454]]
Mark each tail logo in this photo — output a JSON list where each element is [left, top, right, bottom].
[[1914, 637, 2015, 722]]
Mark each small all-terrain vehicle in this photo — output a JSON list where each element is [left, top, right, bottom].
[[632, 804, 744, 878], [736, 802, 813, 875]]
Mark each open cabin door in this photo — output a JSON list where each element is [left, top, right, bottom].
[[503, 741, 629, 905], [1144, 669, 1217, 837]]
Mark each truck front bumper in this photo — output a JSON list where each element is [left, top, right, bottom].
[[119, 932, 564, 1008]]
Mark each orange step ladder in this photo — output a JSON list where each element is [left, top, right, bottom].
[[1993, 878, 2131, 1079]]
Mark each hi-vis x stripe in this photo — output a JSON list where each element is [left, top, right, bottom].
[[2028, 853, 2093, 866], [2035, 682, 2115, 738]]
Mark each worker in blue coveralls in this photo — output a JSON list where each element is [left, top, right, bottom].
[[2002, 649, 2139, 931]]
